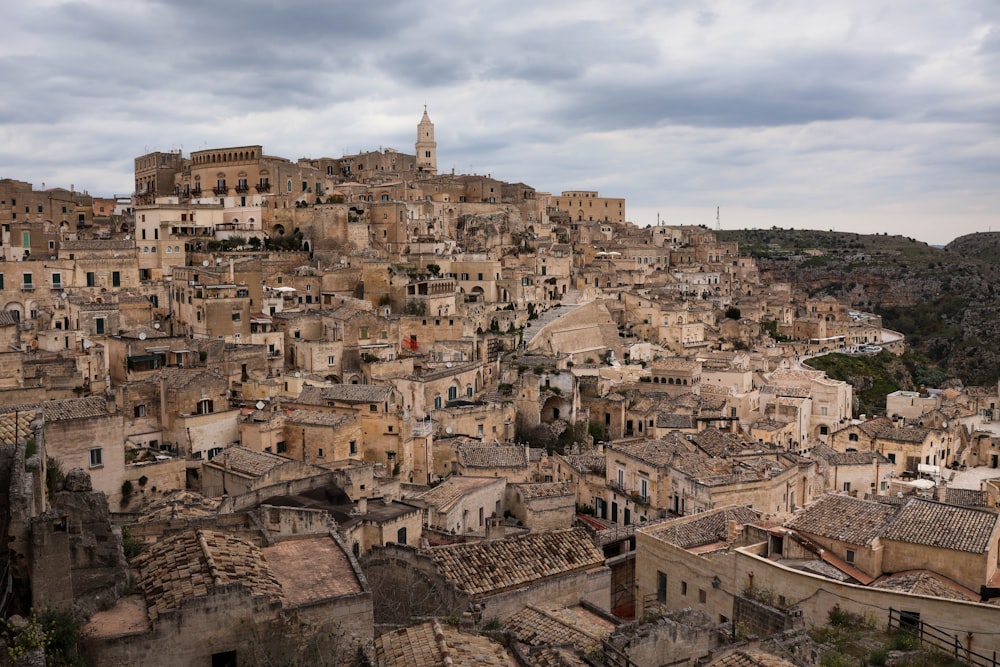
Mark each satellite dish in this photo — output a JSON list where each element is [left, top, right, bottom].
[[83, 340, 92, 349], [445, 362, 452, 368], [138, 332, 147, 340], [153, 322, 160, 329], [60, 291, 67, 299], [255, 401, 265, 410], [294, 371, 301, 378], [124, 235, 130, 240], [202, 260, 209, 267], [445, 426, 453, 434]]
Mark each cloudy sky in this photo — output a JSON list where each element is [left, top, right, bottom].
[[2, 1, 998, 245]]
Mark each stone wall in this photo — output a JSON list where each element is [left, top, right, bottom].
[[733, 595, 803, 639]]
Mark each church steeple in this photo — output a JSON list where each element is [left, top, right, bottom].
[[416, 106, 437, 175]]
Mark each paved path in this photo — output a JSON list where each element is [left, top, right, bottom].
[[524, 290, 583, 347]]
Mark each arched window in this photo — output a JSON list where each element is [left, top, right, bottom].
[[448, 386, 458, 401]]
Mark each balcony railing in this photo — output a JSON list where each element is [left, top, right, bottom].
[[256, 182, 271, 193], [190, 187, 203, 197], [235, 184, 249, 194], [21, 284, 35, 291], [213, 186, 228, 196]]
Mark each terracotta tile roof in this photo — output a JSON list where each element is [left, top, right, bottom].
[[133, 529, 283, 622], [760, 385, 810, 398], [562, 454, 605, 475], [138, 489, 220, 521], [644, 506, 761, 549], [297, 383, 390, 404], [285, 409, 356, 429], [38, 395, 111, 421], [656, 414, 697, 429], [513, 482, 573, 499], [416, 476, 502, 513], [504, 603, 614, 652], [428, 528, 604, 597], [262, 536, 363, 606], [459, 445, 527, 469], [0, 410, 36, 447], [871, 570, 979, 602], [786, 495, 898, 546], [373, 620, 516, 666], [881, 497, 999, 553], [138, 367, 225, 390], [809, 443, 890, 467], [515, 645, 589, 667], [611, 435, 695, 468], [945, 488, 990, 508], [208, 446, 286, 477], [692, 427, 749, 457]]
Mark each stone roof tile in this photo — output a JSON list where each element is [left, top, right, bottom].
[[881, 497, 999, 554], [428, 528, 604, 597], [786, 495, 898, 546]]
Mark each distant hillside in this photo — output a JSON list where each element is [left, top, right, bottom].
[[717, 228, 1000, 386], [945, 231, 1000, 264]]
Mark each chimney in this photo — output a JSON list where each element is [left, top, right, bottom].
[[726, 519, 740, 543], [358, 497, 368, 514], [486, 516, 505, 541]]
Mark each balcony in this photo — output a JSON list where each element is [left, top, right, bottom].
[[21, 283, 35, 291], [235, 184, 250, 194], [213, 186, 228, 196], [190, 187, 203, 197], [255, 182, 271, 193]]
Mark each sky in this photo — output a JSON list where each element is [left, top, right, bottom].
[[1, 1, 998, 246]]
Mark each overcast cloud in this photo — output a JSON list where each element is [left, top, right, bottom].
[[1, 0, 998, 244]]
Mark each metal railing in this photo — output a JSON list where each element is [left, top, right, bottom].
[[889, 607, 996, 667]]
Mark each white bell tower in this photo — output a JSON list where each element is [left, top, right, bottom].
[[416, 106, 437, 175]]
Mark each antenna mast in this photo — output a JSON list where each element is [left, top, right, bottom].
[[715, 206, 720, 231]]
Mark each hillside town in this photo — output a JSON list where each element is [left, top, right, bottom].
[[4, 110, 1000, 666]]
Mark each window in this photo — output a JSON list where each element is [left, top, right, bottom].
[[657, 571, 667, 603], [617, 467, 624, 488], [369, 404, 378, 412], [849, 433, 859, 442], [0, 275, 4, 289], [350, 440, 357, 455], [51, 273, 62, 289], [317, 448, 324, 458], [22, 231, 30, 246], [819, 425, 829, 435], [197, 399, 214, 415], [843, 482, 851, 492], [89, 448, 103, 468], [22, 273, 32, 289], [112, 271, 121, 287], [887, 453, 896, 464], [277, 441, 287, 454], [845, 549, 856, 565], [434, 396, 442, 410], [327, 356, 335, 366], [86, 272, 96, 287], [699, 589, 707, 603], [231, 312, 241, 321], [681, 581, 688, 596], [134, 405, 147, 418], [95, 318, 105, 335]]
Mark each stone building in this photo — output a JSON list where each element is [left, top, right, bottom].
[[84, 528, 373, 666]]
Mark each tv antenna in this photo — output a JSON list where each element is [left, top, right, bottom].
[[716, 206, 720, 231]]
